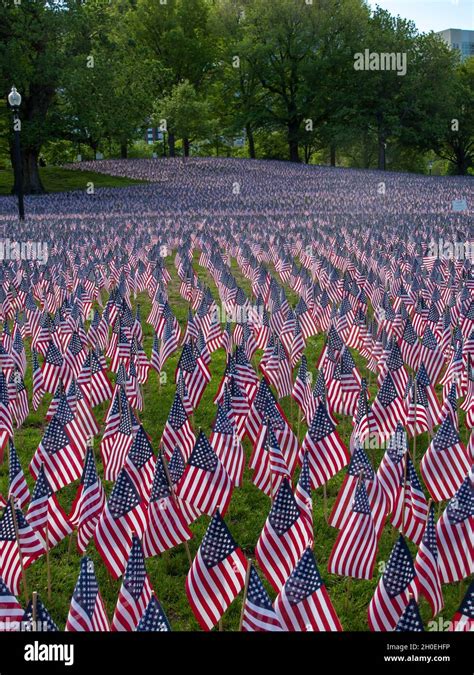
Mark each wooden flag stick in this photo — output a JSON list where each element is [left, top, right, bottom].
[[322, 483, 328, 523], [45, 523, 52, 601], [238, 562, 252, 632], [218, 617, 223, 632], [161, 450, 193, 567], [32, 591, 37, 632], [10, 496, 29, 602], [412, 380, 417, 463], [401, 451, 409, 537]]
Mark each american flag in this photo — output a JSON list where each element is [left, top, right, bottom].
[[368, 535, 418, 631], [274, 548, 342, 631], [395, 597, 424, 632], [136, 593, 171, 631], [176, 342, 209, 410], [176, 430, 233, 517], [294, 451, 314, 547], [103, 392, 133, 482], [124, 424, 156, 502], [299, 400, 349, 490], [420, 414, 470, 502], [210, 403, 244, 487], [328, 479, 378, 579], [436, 474, 473, 583], [27, 465, 72, 548], [391, 454, 428, 545], [41, 340, 64, 394], [255, 478, 308, 592], [161, 392, 196, 462], [185, 510, 247, 631], [22, 595, 58, 631], [370, 372, 407, 441], [8, 439, 29, 510], [0, 576, 23, 631], [69, 445, 105, 553], [241, 563, 282, 632], [329, 442, 387, 540], [414, 505, 443, 617], [142, 453, 192, 557], [112, 535, 153, 631], [252, 425, 290, 498], [449, 581, 473, 632], [94, 467, 148, 579], [0, 502, 44, 596], [376, 423, 407, 513], [30, 397, 85, 492], [66, 557, 110, 631]]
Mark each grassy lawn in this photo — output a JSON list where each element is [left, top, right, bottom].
[[0, 166, 147, 196], [0, 249, 468, 631]]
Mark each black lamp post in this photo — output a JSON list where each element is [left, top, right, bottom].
[[8, 86, 25, 221]]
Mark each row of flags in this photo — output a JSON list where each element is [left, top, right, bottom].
[[0, 215, 471, 631]]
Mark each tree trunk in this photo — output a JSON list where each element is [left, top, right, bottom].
[[246, 123, 256, 159], [10, 142, 44, 196], [330, 143, 336, 167], [377, 114, 386, 171], [120, 142, 128, 159], [168, 132, 176, 157], [183, 138, 190, 157], [288, 119, 300, 162]]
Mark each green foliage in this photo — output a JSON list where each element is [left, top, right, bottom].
[[0, 166, 146, 195], [0, 0, 472, 174]]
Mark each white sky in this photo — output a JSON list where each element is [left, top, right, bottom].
[[367, 0, 474, 34]]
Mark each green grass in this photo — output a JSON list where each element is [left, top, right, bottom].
[[0, 250, 469, 632], [0, 167, 146, 196]]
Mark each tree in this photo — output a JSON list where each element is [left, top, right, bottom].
[[0, 0, 69, 193], [132, 0, 216, 156], [433, 57, 474, 175], [155, 81, 211, 157]]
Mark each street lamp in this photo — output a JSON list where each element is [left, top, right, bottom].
[[428, 160, 433, 176], [8, 86, 25, 221]]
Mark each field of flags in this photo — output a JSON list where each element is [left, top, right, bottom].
[[0, 157, 472, 632]]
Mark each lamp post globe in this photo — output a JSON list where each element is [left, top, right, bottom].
[[8, 86, 22, 109]]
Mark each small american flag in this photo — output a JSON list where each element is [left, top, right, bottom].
[[300, 401, 349, 490], [8, 439, 29, 510], [328, 478, 378, 580], [136, 594, 171, 631], [420, 414, 470, 502], [449, 581, 473, 632], [69, 446, 105, 553], [414, 505, 443, 617], [274, 548, 342, 631], [66, 557, 110, 631], [186, 510, 247, 631], [0, 574, 22, 631], [241, 564, 282, 632], [395, 597, 424, 632], [176, 430, 233, 517], [368, 535, 418, 631], [142, 454, 192, 557], [436, 474, 473, 583], [255, 478, 309, 592], [23, 595, 58, 631], [94, 467, 148, 579], [112, 535, 153, 631]]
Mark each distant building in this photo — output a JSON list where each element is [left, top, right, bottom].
[[437, 28, 474, 61]]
